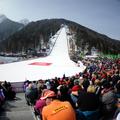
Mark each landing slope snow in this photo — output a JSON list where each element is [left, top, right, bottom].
[[0, 27, 86, 82]]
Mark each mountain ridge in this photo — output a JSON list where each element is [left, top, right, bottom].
[[0, 14, 7, 23], [0, 14, 24, 42], [0, 17, 120, 55]]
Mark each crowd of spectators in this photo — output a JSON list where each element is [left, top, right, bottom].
[[23, 57, 120, 120], [0, 81, 16, 111]]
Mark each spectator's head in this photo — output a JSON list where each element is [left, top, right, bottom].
[[87, 85, 95, 93], [102, 81, 111, 89], [74, 79, 79, 85], [60, 85, 69, 94], [41, 89, 49, 98], [28, 83, 33, 89], [94, 79, 100, 86], [71, 85, 82, 96], [40, 90, 56, 105], [72, 85, 82, 92], [45, 81, 51, 90]]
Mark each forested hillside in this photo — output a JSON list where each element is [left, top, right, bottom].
[[0, 19, 120, 54]]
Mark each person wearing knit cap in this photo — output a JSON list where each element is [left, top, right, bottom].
[[70, 85, 82, 108], [72, 85, 82, 91]]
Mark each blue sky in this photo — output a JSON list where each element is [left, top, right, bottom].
[[0, 0, 120, 40]]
